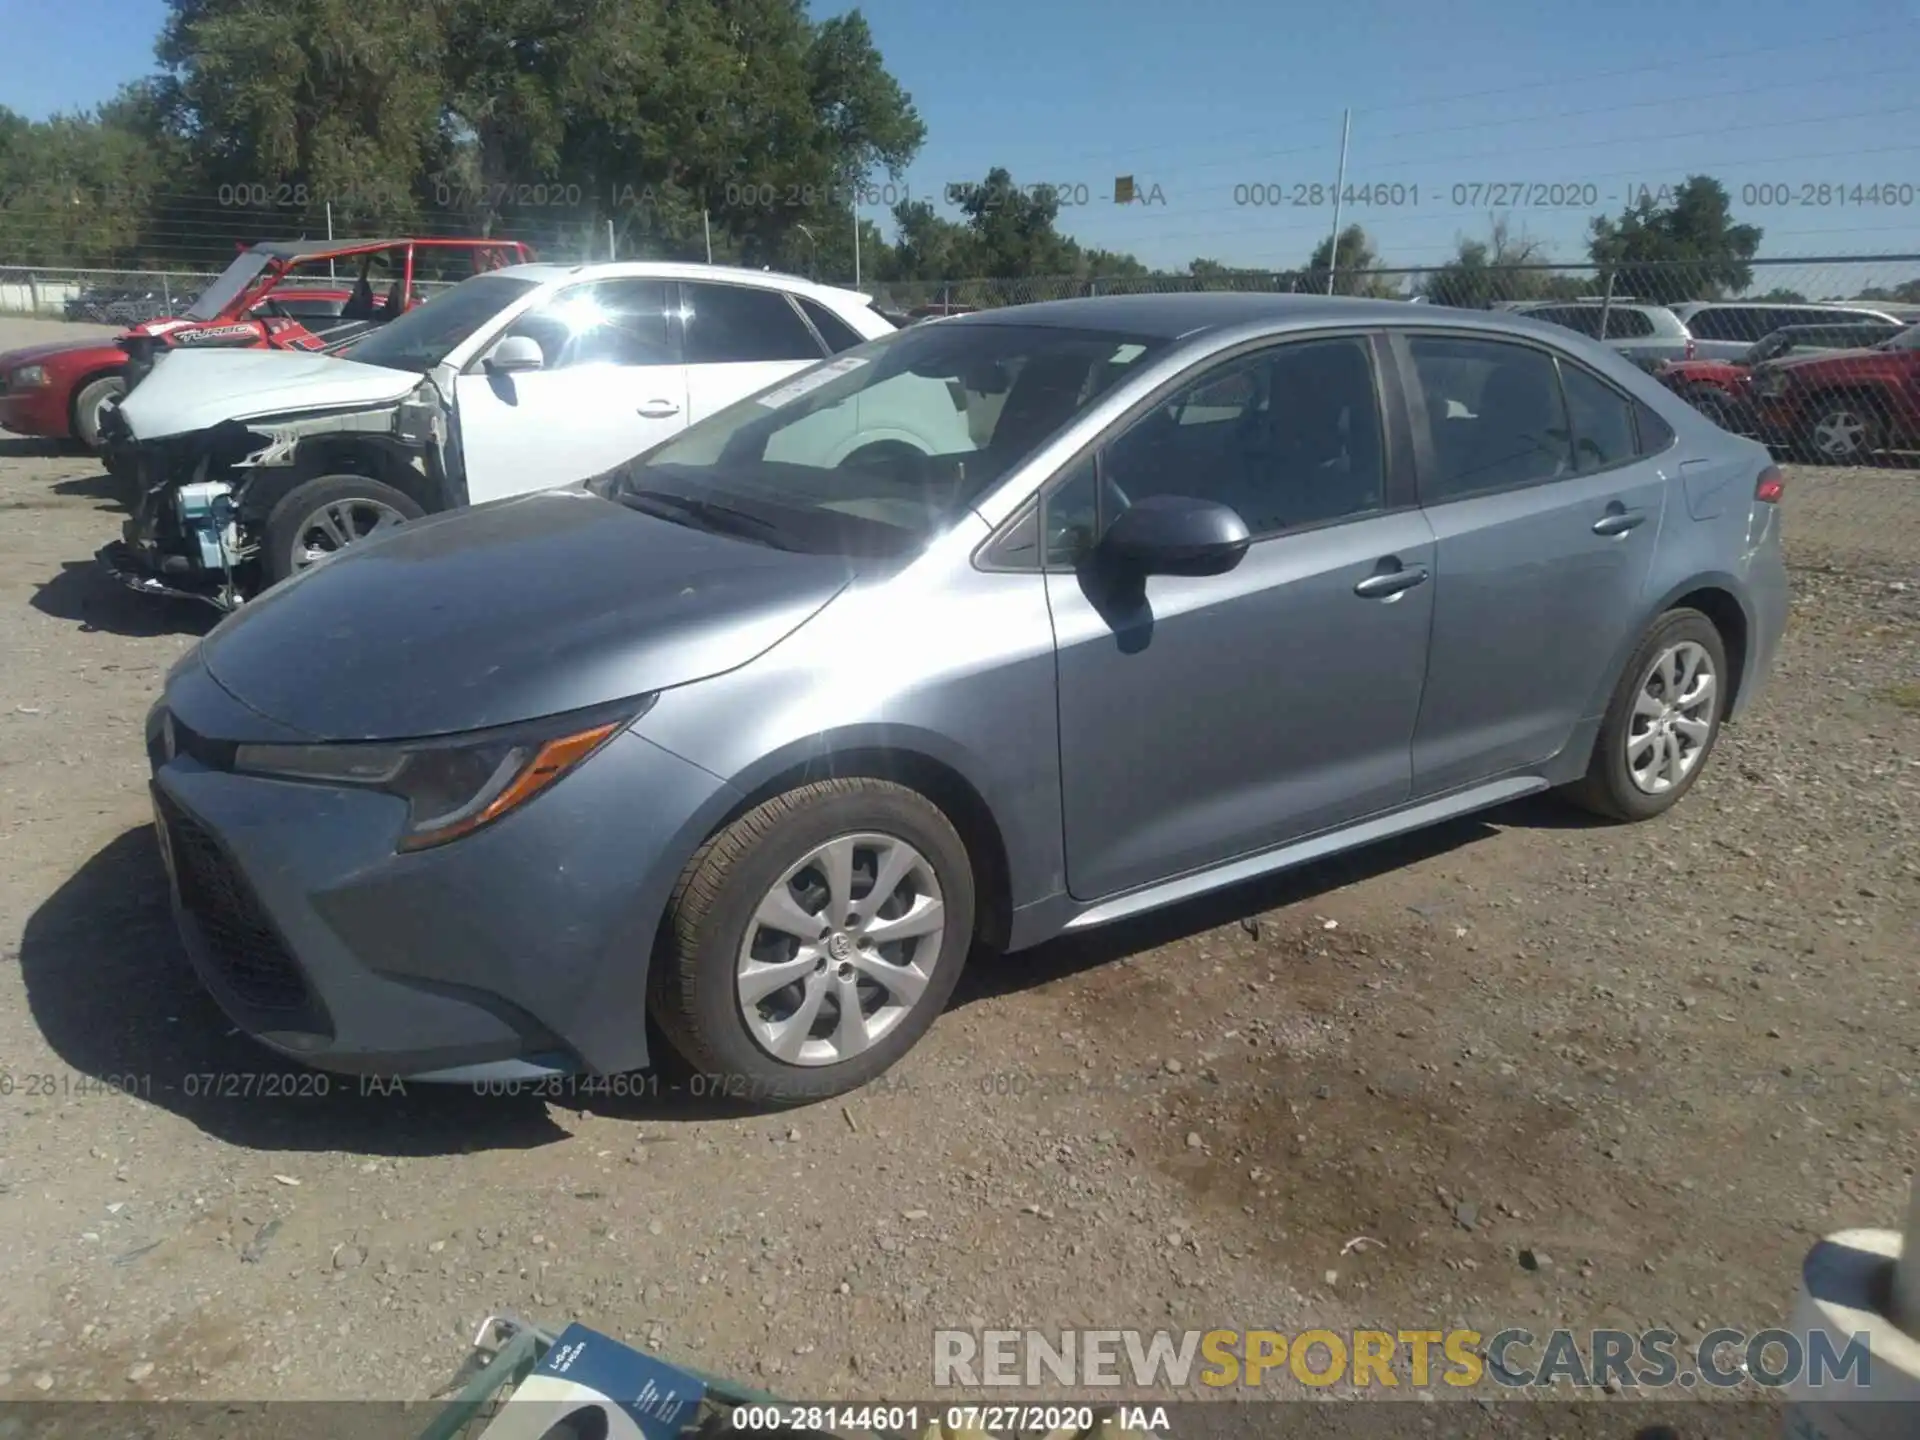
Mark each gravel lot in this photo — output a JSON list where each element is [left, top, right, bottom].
[[0, 316, 1914, 1412]]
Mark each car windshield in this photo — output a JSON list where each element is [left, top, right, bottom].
[[343, 274, 540, 372], [185, 250, 275, 321], [1878, 326, 1920, 351], [588, 322, 1169, 558]]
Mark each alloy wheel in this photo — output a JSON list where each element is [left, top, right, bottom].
[[736, 832, 946, 1066], [1811, 406, 1872, 460], [290, 498, 410, 570], [1625, 640, 1716, 796]]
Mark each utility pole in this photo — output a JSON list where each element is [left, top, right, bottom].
[[703, 210, 712, 264], [1326, 108, 1351, 297]]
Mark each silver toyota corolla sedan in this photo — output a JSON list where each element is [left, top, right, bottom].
[[144, 293, 1789, 1102]]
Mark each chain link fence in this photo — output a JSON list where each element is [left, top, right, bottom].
[[5, 252, 1918, 494], [870, 258, 1920, 472]]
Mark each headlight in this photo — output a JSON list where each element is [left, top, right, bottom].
[[232, 697, 653, 851], [10, 365, 48, 387]]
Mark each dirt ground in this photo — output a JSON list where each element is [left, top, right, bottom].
[[0, 315, 1914, 1416]]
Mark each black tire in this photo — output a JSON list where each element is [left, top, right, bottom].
[[1684, 387, 1737, 432], [1562, 608, 1729, 823], [261, 474, 426, 587], [651, 778, 976, 1105], [102, 448, 139, 509], [71, 373, 126, 452]]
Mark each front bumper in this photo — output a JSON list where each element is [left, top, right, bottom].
[[147, 659, 738, 1079], [99, 540, 235, 611], [0, 384, 69, 439]]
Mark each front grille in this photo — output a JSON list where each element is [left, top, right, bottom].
[[157, 792, 314, 1015]]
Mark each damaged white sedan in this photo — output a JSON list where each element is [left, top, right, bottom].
[[97, 260, 937, 609]]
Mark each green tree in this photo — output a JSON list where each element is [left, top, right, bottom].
[[0, 97, 169, 266], [153, 0, 448, 236], [1853, 279, 1920, 303], [1419, 215, 1571, 308], [1587, 175, 1761, 305], [1303, 223, 1398, 297]]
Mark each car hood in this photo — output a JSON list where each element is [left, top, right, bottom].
[[1766, 345, 1888, 374], [0, 337, 123, 370], [117, 349, 422, 440], [196, 486, 853, 741]]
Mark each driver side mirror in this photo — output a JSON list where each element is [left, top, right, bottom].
[[483, 335, 545, 375], [1096, 494, 1250, 577]]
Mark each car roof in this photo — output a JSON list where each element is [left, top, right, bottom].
[[1513, 298, 1674, 311], [483, 259, 875, 306], [1772, 320, 1898, 334], [941, 292, 1430, 339], [932, 291, 1648, 343], [1676, 299, 1886, 312]]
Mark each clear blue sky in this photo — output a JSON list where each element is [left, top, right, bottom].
[[6, 0, 1918, 280]]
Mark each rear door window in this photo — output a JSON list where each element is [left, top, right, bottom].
[[1601, 308, 1656, 339], [681, 283, 826, 364], [1407, 334, 1575, 501]]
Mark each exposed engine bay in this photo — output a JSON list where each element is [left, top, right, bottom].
[[98, 380, 460, 612]]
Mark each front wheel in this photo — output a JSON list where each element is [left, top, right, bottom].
[[1562, 608, 1727, 822], [1806, 395, 1885, 464], [651, 778, 976, 1105], [71, 374, 127, 452], [260, 474, 425, 587]]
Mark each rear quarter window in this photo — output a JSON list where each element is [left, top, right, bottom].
[[797, 296, 870, 354]]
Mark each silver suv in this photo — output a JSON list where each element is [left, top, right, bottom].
[[1668, 301, 1908, 362], [1504, 300, 1693, 370]]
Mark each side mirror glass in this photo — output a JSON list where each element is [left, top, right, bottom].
[[483, 334, 545, 374]]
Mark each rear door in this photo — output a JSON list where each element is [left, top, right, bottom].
[[454, 277, 684, 504], [1397, 331, 1670, 796], [680, 281, 832, 423]]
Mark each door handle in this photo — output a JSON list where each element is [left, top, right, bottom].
[[1353, 565, 1430, 600], [1592, 508, 1646, 536], [637, 400, 681, 419]]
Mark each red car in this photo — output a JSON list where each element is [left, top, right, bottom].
[[0, 237, 533, 451], [1747, 324, 1920, 462], [1655, 320, 1906, 436]]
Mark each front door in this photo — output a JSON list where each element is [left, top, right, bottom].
[[455, 277, 686, 505], [1046, 333, 1437, 901]]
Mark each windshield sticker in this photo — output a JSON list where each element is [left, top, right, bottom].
[[1112, 343, 1147, 362], [755, 355, 869, 408]]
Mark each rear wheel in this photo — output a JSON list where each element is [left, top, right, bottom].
[[260, 474, 424, 587], [1563, 608, 1727, 822], [651, 778, 975, 1104], [71, 373, 126, 452]]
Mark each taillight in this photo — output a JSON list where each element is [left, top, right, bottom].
[[1755, 465, 1785, 504]]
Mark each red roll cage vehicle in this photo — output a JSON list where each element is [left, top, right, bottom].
[[0, 237, 533, 452]]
